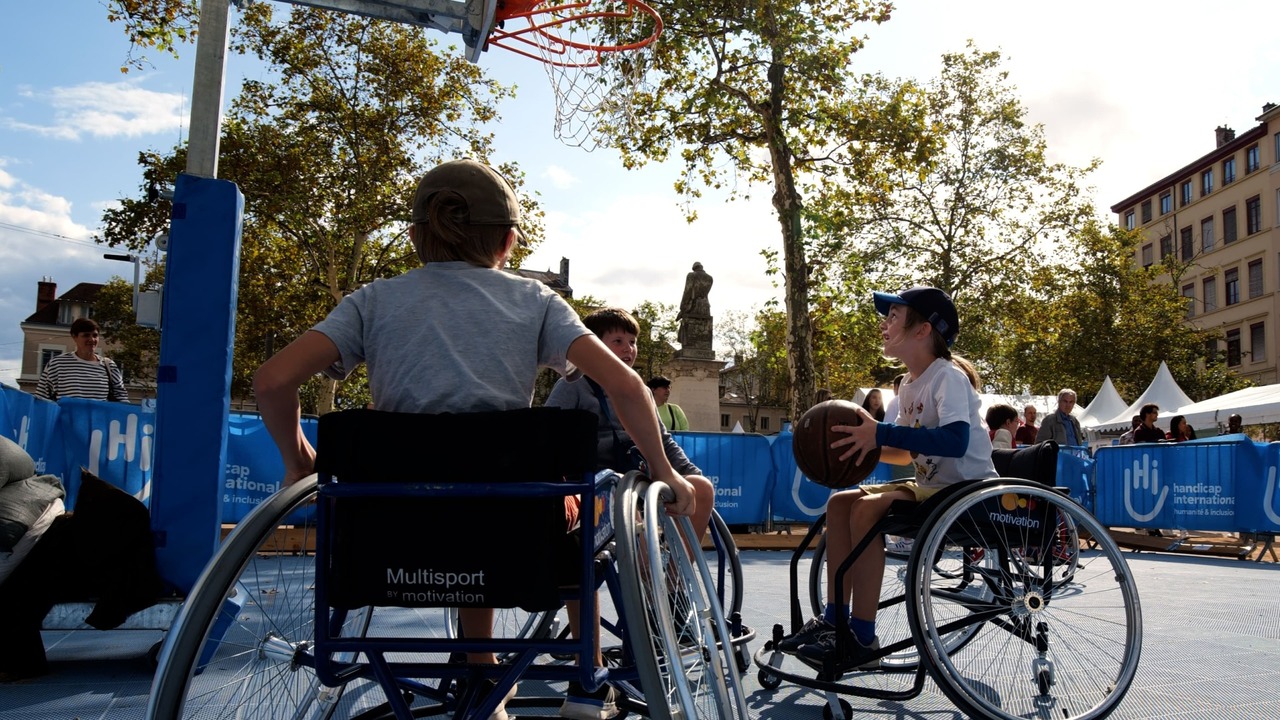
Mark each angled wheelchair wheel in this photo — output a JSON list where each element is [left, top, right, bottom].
[[808, 533, 990, 671], [906, 480, 1142, 720], [614, 474, 749, 720], [148, 475, 379, 719]]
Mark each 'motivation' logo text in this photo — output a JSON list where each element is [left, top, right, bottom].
[[987, 511, 1041, 530], [385, 568, 486, 604]]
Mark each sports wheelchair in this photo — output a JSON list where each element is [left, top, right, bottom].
[[755, 441, 1143, 720], [147, 408, 752, 719]]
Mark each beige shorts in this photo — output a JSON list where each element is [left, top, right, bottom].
[[859, 481, 942, 502]]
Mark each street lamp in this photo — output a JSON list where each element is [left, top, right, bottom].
[[104, 252, 141, 313], [104, 253, 161, 329]]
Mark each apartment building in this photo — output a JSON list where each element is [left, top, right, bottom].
[[1110, 102, 1280, 385]]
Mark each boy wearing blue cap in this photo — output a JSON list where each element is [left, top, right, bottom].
[[777, 287, 996, 668]]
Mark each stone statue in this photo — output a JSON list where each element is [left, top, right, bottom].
[[676, 262, 714, 358]]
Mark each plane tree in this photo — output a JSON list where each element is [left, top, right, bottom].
[[592, 0, 937, 419], [98, 4, 534, 412]]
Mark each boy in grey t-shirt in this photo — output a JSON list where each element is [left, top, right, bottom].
[[254, 160, 692, 720]]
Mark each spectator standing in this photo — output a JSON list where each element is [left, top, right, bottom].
[[1117, 415, 1142, 445], [1168, 415, 1196, 442], [985, 404, 1019, 450], [1014, 404, 1039, 446], [646, 376, 689, 431], [861, 388, 886, 421], [814, 388, 833, 405], [1226, 413, 1244, 435], [1036, 389, 1083, 447], [1132, 404, 1166, 443], [35, 318, 128, 402]]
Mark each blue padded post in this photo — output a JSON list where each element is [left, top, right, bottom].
[[149, 173, 243, 594]]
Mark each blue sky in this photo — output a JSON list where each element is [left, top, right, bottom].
[[1, 1, 1277, 389]]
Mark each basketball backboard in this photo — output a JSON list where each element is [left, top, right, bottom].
[[276, 0, 498, 62]]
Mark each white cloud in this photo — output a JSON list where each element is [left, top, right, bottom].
[[542, 164, 578, 189], [4, 80, 185, 141]]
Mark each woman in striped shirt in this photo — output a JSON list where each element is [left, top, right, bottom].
[[35, 318, 127, 402]]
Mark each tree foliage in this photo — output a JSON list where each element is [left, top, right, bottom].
[[717, 308, 790, 431], [1002, 223, 1247, 403], [808, 44, 1097, 390], [93, 268, 163, 393], [598, 0, 936, 419], [98, 3, 531, 413], [105, 0, 199, 72]]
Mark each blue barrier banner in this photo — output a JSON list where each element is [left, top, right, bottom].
[[56, 398, 155, 509], [671, 431, 772, 525], [768, 431, 832, 522], [1093, 437, 1249, 530], [1240, 442, 1280, 533], [224, 412, 318, 524], [1055, 451, 1093, 509], [0, 386, 64, 483], [766, 431, 901, 522]]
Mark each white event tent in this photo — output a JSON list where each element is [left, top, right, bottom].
[[1174, 383, 1280, 431], [1077, 376, 1128, 428], [1086, 361, 1194, 433]]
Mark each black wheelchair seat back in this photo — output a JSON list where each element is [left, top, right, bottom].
[[314, 407, 598, 612], [991, 440, 1059, 485]]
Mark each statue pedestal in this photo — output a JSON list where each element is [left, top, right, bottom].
[[667, 353, 726, 432]]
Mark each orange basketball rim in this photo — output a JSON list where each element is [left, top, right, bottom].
[[487, 0, 663, 68]]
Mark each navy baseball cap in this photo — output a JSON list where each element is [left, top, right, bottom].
[[873, 287, 960, 346]]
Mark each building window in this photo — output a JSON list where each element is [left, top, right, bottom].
[[1205, 338, 1220, 364], [1140, 200, 1152, 223], [1160, 193, 1172, 215], [1181, 180, 1193, 206], [1182, 283, 1195, 318], [1225, 268, 1239, 305], [1247, 145, 1260, 173], [1223, 157, 1236, 185], [1180, 227, 1194, 260], [38, 347, 60, 375], [1201, 217, 1215, 252], [1275, 131, 1280, 163], [1251, 323, 1266, 362], [1202, 169, 1213, 196], [720, 413, 729, 429], [1246, 195, 1262, 235], [1203, 276, 1217, 312], [1226, 329, 1242, 367], [1159, 235, 1172, 259], [1140, 244, 1152, 266], [1249, 259, 1264, 298], [760, 416, 770, 431], [1223, 206, 1237, 244], [1124, 210, 1135, 230]]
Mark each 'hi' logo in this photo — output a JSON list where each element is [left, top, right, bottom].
[[792, 467, 829, 516], [1265, 466, 1280, 525], [1123, 453, 1168, 523]]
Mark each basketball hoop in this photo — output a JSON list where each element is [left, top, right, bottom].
[[484, 1, 663, 150]]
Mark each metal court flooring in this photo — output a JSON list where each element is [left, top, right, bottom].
[[2, 547, 1278, 720]]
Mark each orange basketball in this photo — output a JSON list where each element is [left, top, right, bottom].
[[792, 400, 881, 489]]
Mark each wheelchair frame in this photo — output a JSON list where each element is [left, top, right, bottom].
[[755, 477, 1143, 720], [147, 407, 750, 720]]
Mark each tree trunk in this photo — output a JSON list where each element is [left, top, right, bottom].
[[316, 376, 337, 415], [763, 58, 815, 422]]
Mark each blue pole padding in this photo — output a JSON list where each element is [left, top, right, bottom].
[[148, 174, 243, 594]]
